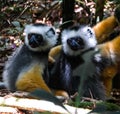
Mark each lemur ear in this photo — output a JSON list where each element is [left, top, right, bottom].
[[46, 27, 56, 38]]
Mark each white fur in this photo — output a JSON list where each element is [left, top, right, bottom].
[[24, 24, 57, 52], [109, 44, 116, 63], [3, 46, 23, 89], [61, 26, 97, 56]]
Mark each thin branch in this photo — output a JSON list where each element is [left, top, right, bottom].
[[16, 6, 30, 19], [0, 106, 19, 113]]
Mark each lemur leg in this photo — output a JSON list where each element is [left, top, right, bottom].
[[52, 90, 69, 99], [102, 65, 118, 96]]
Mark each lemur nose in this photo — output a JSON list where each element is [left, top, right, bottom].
[[67, 37, 85, 50], [29, 34, 44, 48]]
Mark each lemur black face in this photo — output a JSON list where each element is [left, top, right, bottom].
[[67, 36, 85, 50], [28, 33, 43, 48]]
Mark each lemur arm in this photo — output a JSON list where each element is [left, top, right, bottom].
[[93, 16, 118, 43], [93, 6, 120, 43], [49, 45, 62, 62]]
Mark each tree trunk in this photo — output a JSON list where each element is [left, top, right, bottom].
[[61, 0, 75, 29], [95, 0, 106, 24]]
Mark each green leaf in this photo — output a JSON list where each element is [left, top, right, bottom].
[[89, 102, 120, 113], [15, 27, 23, 32], [75, 48, 99, 106], [12, 21, 21, 27], [29, 89, 70, 113]]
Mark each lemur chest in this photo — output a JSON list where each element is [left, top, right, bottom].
[[17, 62, 46, 81], [16, 62, 50, 92]]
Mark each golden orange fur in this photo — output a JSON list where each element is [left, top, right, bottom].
[[97, 36, 120, 96], [16, 64, 52, 92], [93, 16, 118, 43], [16, 64, 69, 98], [49, 45, 62, 58]]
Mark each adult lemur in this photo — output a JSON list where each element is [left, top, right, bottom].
[[49, 25, 106, 100], [2, 23, 58, 93], [49, 6, 120, 98]]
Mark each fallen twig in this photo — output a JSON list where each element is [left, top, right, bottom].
[[0, 106, 20, 113], [0, 96, 91, 114], [16, 5, 30, 19]]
